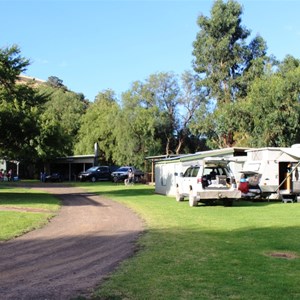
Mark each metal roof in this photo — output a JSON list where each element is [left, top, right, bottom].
[[155, 147, 249, 165]]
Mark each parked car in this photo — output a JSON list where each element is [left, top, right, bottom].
[[111, 166, 144, 183], [78, 166, 111, 182], [175, 157, 241, 207], [45, 172, 63, 182]]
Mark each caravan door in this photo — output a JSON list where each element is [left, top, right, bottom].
[[278, 161, 300, 195]]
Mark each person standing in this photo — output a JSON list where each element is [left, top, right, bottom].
[[128, 168, 134, 184], [7, 169, 12, 181]]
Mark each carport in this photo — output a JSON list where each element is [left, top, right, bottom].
[[50, 155, 96, 181]]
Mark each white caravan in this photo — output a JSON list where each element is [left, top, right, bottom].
[[242, 146, 300, 200]]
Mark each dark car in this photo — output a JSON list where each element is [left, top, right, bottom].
[[45, 172, 63, 182], [111, 166, 144, 183], [78, 166, 111, 182]]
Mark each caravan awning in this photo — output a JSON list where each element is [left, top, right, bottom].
[[280, 148, 300, 160]]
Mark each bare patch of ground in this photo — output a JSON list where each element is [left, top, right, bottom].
[[266, 251, 298, 259], [0, 206, 53, 213], [0, 184, 144, 300]]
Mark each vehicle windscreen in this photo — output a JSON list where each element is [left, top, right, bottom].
[[86, 167, 98, 172], [117, 167, 129, 172]]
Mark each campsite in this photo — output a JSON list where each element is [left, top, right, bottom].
[[1, 0, 300, 298]]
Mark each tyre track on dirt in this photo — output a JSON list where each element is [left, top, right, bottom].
[[0, 185, 144, 300]]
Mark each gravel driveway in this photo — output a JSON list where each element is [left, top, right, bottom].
[[0, 185, 144, 300]]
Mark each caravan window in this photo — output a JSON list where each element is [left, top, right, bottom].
[[250, 151, 263, 161]]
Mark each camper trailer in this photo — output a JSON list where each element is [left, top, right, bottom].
[[242, 146, 300, 201]]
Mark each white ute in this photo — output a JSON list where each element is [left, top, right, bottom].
[[175, 157, 241, 207]]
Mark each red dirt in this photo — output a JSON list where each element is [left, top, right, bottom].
[[0, 184, 144, 299]]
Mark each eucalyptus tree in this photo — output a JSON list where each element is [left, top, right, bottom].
[[74, 89, 120, 164], [120, 71, 205, 158], [192, 0, 268, 147], [176, 70, 207, 153], [143, 72, 181, 154]]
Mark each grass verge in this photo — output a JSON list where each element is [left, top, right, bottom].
[[0, 185, 60, 241], [74, 182, 300, 300]]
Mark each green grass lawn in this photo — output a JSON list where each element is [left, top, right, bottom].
[[74, 182, 300, 300], [0, 185, 60, 241]]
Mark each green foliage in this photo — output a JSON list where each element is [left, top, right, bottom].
[[0, 45, 46, 160], [114, 89, 160, 168], [0, 44, 29, 89], [191, 0, 270, 147], [241, 67, 300, 147], [193, 61, 300, 149], [120, 72, 205, 159], [36, 84, 86, 158], [193, 0, 257, 103], [74, 90, 120, 163], [46, 76, 66, 89], [74, 72, 206, 169]]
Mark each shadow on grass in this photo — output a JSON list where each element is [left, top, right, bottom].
[[92, 226, 300, 300], [1, 220, 299, 300]]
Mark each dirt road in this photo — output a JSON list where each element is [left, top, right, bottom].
[[0, 185, 144, 300]]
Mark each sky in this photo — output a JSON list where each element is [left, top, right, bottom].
[[1, 0, 300, 101]]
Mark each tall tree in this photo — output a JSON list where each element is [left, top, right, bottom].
[[0, 45, 45, 160], [120, 72, 205, 157], [115, 86, 160, 168], [145, 72, 181, 154], [192, 0, 268, 147], [235, 63, 300, 147], [0, 44, 29, 90], [176, 71, 207, 153], [74, 90, 119, 164], [36, 84, 87, 158]]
